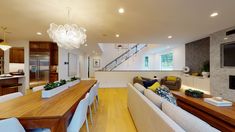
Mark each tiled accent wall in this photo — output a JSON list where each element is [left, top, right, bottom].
[[185, 37, 210, 73], [210, 26, 235, 101]]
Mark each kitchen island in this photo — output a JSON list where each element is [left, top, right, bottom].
[[0, 75, 25, 95]]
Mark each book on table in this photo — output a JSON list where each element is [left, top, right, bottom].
[[204, 98, 233, 107]]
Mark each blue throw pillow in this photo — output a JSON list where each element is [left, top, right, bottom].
[[156, 85, 177, 105], [143, 79, 158, 88]]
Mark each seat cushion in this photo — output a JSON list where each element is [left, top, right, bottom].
[[144, 89, 163, 108], [162, 101, 220, 132], [143, 79, 158, 88], [134, 83, 146, 94], [164, 81, 176, 85]]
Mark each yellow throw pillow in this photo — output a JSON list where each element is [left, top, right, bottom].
[[137, 76, 142, 80], [148, 82, 160, 92], [167, 76, 177, 81]]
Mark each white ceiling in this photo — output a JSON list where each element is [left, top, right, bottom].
[[1, 0, 235, 53]]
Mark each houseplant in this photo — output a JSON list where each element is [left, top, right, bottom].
[[42, 79, 69, 98], [67, 77, 81, 87], [201, 60, 210, 78]]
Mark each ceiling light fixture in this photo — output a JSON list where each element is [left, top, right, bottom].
[[116, 34, 120, 38], [0, 27, 12, 51], [84, 44, 88, 46], [36, 32, 42, 35], [168, 36, 172, 39], [224, 37, 228, 40], [47, 7, 87, 50], [118, 8, 125, 14], [210, 12, 218, 17]]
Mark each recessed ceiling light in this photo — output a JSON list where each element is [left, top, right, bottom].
[[224, 37, 228, 40], [118, 8, 125, 14], [210, 12, 218, 17], [116, 34, 120, 38], [168, 36, 172, 39], [36, 32, 42, 35], [84, 44, 88, 46]]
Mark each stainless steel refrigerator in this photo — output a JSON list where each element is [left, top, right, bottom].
[[30, 52, 49, 86]]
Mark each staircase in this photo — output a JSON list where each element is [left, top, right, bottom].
[[102, 44, 147, 71]]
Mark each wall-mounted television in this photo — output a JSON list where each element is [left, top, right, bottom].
[[221, 42, 235, 67]]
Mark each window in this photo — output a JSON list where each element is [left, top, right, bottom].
[[161, 52, 173, 70], [144, 56, 149, 68]]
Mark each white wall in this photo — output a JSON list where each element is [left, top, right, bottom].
[[153, 45, 185, 70], [89, 44, 185, 76], [58, 48, 88, 80]]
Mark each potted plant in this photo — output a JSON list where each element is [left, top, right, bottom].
[[42, 79, 69, 98], [67, 77, 81, 87], [201, 60, 210, 78]]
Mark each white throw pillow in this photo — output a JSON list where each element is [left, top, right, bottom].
[[134, 83, 146, 94], [144, 89, 163, 108], [162, 101, 220, 132]]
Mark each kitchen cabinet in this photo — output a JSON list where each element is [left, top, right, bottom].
[[50, 43, 58, 65], [30, 41, 50, 52], [49, 73, 58, 82], [10, 47, 24, 63]]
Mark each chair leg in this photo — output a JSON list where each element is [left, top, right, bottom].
[[95, 96, 99, 107], [89, 106, 93, 126], [85, 117, 90, 132], [93, 102, 97, 113]]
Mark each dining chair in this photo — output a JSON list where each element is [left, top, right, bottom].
[[0, 92, 23, 103], [94, 82, 100, 107], [0, 117, 25, 132], [32, 85, 44, 92], [88, 85, 97, 125], [32, 93, 90, 132]]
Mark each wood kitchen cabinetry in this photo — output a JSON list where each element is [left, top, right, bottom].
[[10, 47, 24, 63], [50, 43, 58, 65], [29, 41, 59, 83], [30, 41, 50, 52]]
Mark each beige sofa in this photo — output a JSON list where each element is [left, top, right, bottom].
[[127, 83, 220, 132]]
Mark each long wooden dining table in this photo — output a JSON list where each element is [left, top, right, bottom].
[[0, 80, 97, 132]]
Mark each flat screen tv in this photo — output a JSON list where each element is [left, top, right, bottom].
[[221, 42, 235, 67]]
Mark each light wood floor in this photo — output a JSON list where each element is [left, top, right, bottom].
[[80, 88, 137, 132]]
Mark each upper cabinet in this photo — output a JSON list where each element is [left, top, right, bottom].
[[10, 47, 24, 63], [30, 41, 50, 52]]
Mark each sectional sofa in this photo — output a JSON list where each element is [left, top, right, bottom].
[[127, 83, 220, 132]]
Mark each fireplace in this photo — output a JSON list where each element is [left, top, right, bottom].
[[229, 75, 235, 89]]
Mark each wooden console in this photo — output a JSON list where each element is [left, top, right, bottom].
[[172, 91, 235, 132]]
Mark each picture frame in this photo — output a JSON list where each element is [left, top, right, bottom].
[[93, 59, 100, 68]]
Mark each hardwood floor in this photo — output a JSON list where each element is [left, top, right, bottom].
[[80, 88, 137, 132]]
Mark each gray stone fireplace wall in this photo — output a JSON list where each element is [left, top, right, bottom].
[[210, 26, 235, 101]]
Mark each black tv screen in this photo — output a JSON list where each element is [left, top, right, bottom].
[[221, 42, 235, 67]]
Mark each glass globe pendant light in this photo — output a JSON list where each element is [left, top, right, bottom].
[[47, 8, 87, 50]]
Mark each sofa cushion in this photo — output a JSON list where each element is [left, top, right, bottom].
[[148, 82, 160, 92], [156, 85, 176, 105], [134, 83, 146, 94], [162, 101, 220, 132], [144, 89, 163, 108], [167, 76, 177, 81], [143, 79, 158, 88]]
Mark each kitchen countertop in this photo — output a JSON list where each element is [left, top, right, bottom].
[[0, 75, 25, 80]]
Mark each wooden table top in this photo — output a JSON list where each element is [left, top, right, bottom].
[[0, 80, 97, 119], [172, 91, 235, 126]]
